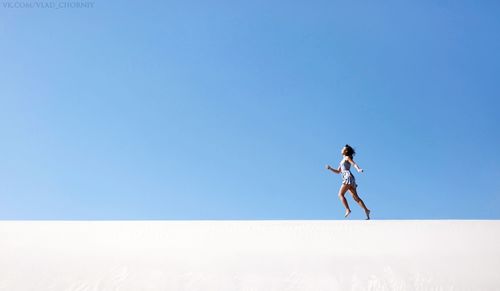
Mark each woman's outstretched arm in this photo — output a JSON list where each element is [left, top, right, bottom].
[[346, 157, 364, 172], [325, 164, 340, 174]]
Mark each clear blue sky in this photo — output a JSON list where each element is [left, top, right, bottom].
[[1, 1, 499, 220]]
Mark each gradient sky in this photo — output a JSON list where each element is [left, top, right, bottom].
[[1, 0, 499, 220]]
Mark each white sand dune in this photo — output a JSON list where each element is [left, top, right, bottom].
[[1, 220, 499, 290]]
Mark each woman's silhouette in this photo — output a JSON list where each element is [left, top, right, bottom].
[[326, 144, 371, 220]]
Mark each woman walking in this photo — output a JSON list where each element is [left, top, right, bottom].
[[326, 144, 371, 220]]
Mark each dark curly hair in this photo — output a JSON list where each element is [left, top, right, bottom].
[[343, 144, 356, 158]]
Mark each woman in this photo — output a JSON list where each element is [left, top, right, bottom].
[[326, 144, 371, 220]]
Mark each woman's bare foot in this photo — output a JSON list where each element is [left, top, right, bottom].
[[344, 209, 351, 218], [365, 209, 371, 220]]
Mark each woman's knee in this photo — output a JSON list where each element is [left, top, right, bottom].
[[350, 190, 361, 202]]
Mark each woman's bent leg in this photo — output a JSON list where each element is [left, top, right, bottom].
[[348, 186, 370, 219], [338, 184, 351, 217]]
